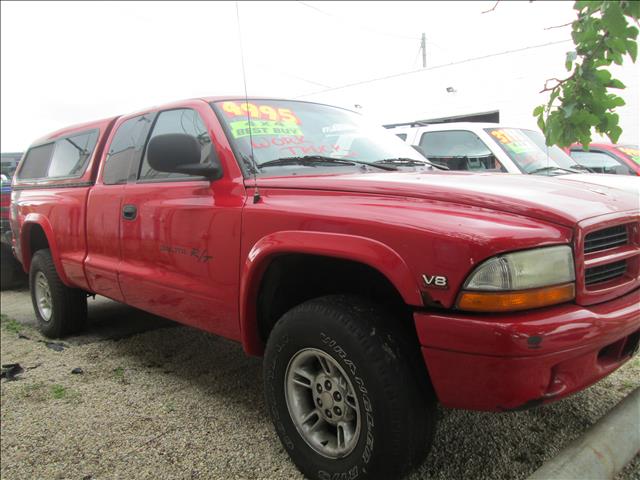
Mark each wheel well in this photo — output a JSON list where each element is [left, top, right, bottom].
[[256, 254, 411, 344], [28, 224, 49, 256]]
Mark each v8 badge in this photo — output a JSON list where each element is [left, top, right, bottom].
[[422, 274, 448, 289]]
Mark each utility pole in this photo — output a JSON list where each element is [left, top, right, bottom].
[[421, 32, 426, 68]]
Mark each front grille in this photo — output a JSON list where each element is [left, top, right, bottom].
[[584, 225, 628, 254], [585, 260, 627, 286]]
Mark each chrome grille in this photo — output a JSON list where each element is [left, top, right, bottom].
[[584, 225, 628, 254], [585, 260, 627, 286]]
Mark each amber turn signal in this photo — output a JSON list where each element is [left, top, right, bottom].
[[457, 283, 576, 312]]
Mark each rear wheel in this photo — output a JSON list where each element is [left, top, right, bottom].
[[1, 243, 26, 290], [29, 249, 87, 337], [264, 295, 437, 480]]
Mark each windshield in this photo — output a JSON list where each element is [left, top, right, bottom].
[[418, 130, 505, 172], [485, 127, 570, 174], [521, 130, 578, 169], [212, 100, 427, 177]]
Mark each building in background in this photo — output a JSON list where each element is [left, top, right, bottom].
[[301, 42, 639, 145]]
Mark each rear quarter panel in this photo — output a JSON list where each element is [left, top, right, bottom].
[[13, 190, 91, 288]]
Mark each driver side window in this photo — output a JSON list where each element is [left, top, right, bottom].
[[138, 109, 213, 181]]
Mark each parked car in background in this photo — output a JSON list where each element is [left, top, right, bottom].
[[1, 172, 26, 289], [567, 143, 640, 176], [388, 122, 639, 193]]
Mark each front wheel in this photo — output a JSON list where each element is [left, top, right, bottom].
[[264, 295, 437, 480]]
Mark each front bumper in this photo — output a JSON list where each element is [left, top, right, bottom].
[[414, 288, 640, 411]]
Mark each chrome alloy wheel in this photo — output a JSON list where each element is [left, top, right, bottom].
[[34, 271, 53, 322], [285, 348, 361, 459]]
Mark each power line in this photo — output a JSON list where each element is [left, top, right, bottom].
[[255, 63, 332, 89], [296, 1, 419, 41], [296, 39, 572, 98]]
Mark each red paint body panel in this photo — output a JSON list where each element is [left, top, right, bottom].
[[118, 179, 244, 339], [417, 287, 640, 410], [253, 172, 639, 228], [84, 184, 126, 301], [238, 186, 573, 354], [15, 195, 89, 289], [10, 96, 640, 413]]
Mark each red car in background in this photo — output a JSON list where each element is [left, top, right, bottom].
[[568, 143, 640, 176]]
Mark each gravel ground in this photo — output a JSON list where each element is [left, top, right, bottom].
[[1, 287, 639, 480]]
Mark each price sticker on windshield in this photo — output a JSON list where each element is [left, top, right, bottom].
[[489, 129, 536, 154], [618, 147, 640, 164], [229, 120, 303, 139], [221, 101, 301, 125]]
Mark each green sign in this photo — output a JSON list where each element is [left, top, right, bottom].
[[230, 120, 303, 139]]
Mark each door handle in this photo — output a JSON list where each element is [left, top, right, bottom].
[[122, 204, 137, 220]]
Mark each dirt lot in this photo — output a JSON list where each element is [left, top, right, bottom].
[[1, 287, 639, 480]]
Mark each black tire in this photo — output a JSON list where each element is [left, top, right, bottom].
[[29, 249, 87, 338], [264, 295, 437, 480], [1, 243, 26, 290]]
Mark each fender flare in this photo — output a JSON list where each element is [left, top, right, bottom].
[[20, 214, 72, 286], [239, 230, 422, 355]]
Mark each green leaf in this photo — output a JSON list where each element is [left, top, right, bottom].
[[574, 1, 590, 11], [624, 2, 640, 21], [604, 112, 619, 130], [609, 125, 623, 143], [625, 26, 639, 40], [563, 103, 577, 117], [606, 37, 627, 55], [533, 105, 544, 116], [610, 95, 626, 107], [608, 78, 625, 89], [594, 69, 612, 83], [626, 39, 638, 62], [602, 2, 627, 37], [565, 50, 577, 71]]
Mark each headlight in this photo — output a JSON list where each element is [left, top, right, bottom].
[[457, 245, 575, 312]]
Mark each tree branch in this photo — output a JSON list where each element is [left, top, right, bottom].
[[544, 21, 573, 30], [540, 76, 571, 93], [482, 1, 499, 14]]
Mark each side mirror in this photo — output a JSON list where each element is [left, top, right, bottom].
[[147, 133, 222, 179]]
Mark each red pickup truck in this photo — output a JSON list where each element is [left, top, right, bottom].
[[10, 97, 640, 480]]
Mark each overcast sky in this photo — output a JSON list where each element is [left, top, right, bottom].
[[0, 1, 634, 151]]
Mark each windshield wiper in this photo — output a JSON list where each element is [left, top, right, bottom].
[[258, 155, 398, 171], [529, 166, 577, 175], [568, 163, 594, 173], [375, 157, 449, 170]]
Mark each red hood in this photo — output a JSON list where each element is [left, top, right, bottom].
[[256, 171, 639, 228]]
